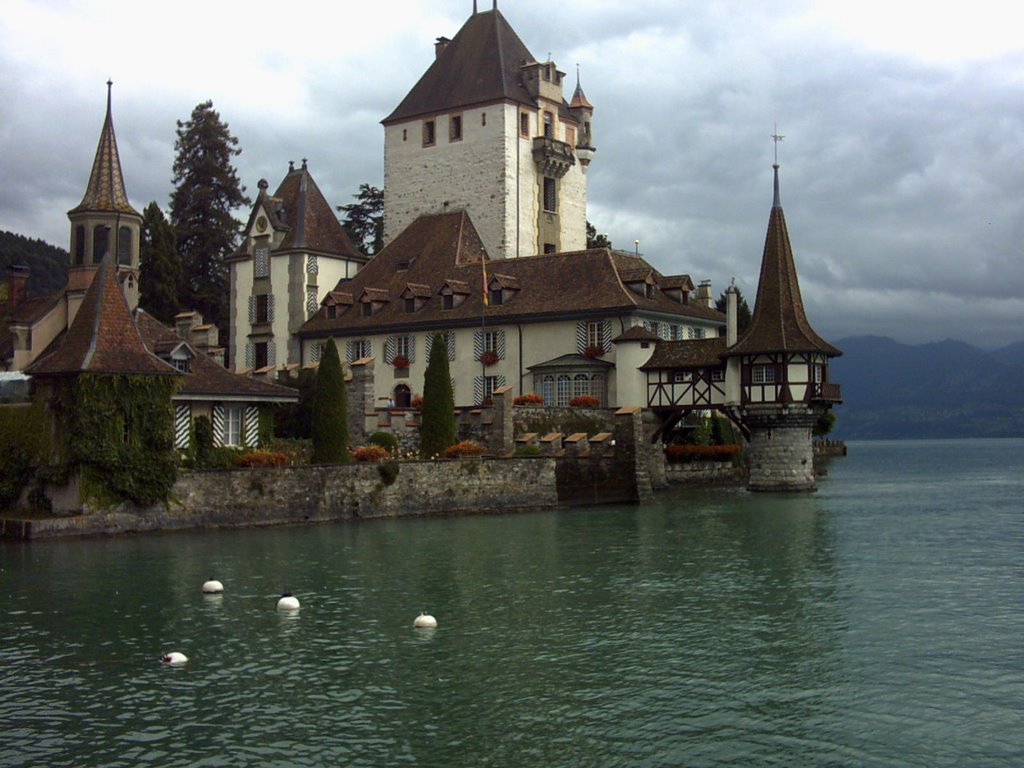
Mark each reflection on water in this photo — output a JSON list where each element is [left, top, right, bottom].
[[2, 439, 1023, 766]]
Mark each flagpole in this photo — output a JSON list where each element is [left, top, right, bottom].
[[480, 255, 489, 400]]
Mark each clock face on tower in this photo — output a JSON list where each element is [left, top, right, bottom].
[[255, 215, 268, 233]]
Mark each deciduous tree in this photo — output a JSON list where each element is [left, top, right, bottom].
[[586, 221, 611, 249], [138, 202, 181, 323], [170, 101, 249, 328]]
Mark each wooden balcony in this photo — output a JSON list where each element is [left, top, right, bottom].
[[811, 382, 842, 403]]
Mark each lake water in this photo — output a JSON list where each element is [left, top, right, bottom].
[[2, 439, 1022, 767]]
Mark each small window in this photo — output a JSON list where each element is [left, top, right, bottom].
[[482, 375, 500, 401], [173, 358, 190, 373], [361, 302, 372, 317], [74, 225, 86, 265], [711, 369, 725, 382], [93, 225, 110, 263], [405, 297, 416, 313], [481, 112, 487, 126], [395, 335, 413, 360], [673, 371, 692, 383], [543, 243, 556, 254], [443, 294, 454, 310], [753, 365, 776, 384], [543, 111, 553, 138], [423, 120, 436, 146], [117, 226, 131, 265], [543, 177, 556, 212], [586, 322, 603, 349], [255, 294, 269, 324], [255, 342, 268, 370], [222, 406, 242, 447], [449, 114, 462, 142], [520, 112, 529, 137], [327, 305, 337, 319], [491, 289, 503, 305], [482, 330, 501, 355], [402, 128, 407, 142]]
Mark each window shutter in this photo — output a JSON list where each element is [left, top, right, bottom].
[[212, 405, 225, 448], [602, 320, 612, 350], [310, 343, 322, 363], [248, 296, 256, 324], [474, 376, 484, 405], [384, 336, 395, 364], [346, 341, 357, 363], [244, 405, 259, 448], [407, 336, 416, 364], [576, 321, 587, 354], [245, 343, 254, 369], [306, 254, 318, 274], [473, 330, 483, 360], [267, 341, 276, 368], [174, 404, 191, 449], [306, 287, 318, 317], [497, 329, 506, 359], [267, 294, 275, 323]]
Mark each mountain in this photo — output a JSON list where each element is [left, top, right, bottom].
[[1, 231, 69, 297], [830, 336, 1024, 439]]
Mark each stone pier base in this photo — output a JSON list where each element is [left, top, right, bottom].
[[741, 404, 822, 492]]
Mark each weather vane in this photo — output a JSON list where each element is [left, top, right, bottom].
[[771, 123, 784, 165]]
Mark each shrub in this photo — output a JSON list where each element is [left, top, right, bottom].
[[352, 445, 389, 462], [583, 344, 605, 359], [569, 394, 600, 408], [311, 338, 349, 463], [444, 440, 485, 459], [514, 444, 542, 457], [378, 460, 400, 485], [421, 333, 456, 458], [664, 444, 741, 463], [513, 392, 544, 405], [368, 431, 399, 452], [236, 449, 289, 467]]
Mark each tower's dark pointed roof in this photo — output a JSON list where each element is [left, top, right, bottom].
[[570, 76, 592, 110], [383, 9, 540, 124], [726, 165, 841, 357], [26, 254, 177, 376], [69, 82, 141, 218]]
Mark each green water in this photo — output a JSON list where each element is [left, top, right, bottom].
[[2, 439, 1022, 766]]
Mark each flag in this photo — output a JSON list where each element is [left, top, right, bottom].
[[481, 257, 489, 306]]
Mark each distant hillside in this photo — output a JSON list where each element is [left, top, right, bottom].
[[830, 336, 1024, 439], [0, 231, 69, 298]]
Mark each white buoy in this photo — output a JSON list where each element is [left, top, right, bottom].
[[277, 592, 300, 611], [202, 579, 224, 594], [413, 612, 437, 629], [162, 652, 188, 665]]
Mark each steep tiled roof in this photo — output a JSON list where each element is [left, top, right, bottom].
[[299, 211, 724, 339], [68, 83, 141, 218], [134, 310, 297, 402], [640, 337, 728, 370], [26, 255, 176, 377], [611, 325, 661, 343], [384, 9, 564, 124], [726, 166, 841, 357], [570, 78, 593, 110]]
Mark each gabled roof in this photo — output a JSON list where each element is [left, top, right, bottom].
[[68, 83, 141, 218], [134, 310, 297, 402], [640, 337, 728, 370], [528, 353, 614, 371], [299, 210, 724, 339], [384, 9, 543, 124], [612, 325, 661, 343], [26, 255, 176, 377], [726, 166, 841, 357]]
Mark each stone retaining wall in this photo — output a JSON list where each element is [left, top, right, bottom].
[[665, 461, 746, 485]]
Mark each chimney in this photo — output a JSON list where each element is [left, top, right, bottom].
[[695, 280, 713, 309], [435, 36, 450, 59], [174, 311, 200, 341], [726, 283, 738, 346], [4, 263, 29, 310]]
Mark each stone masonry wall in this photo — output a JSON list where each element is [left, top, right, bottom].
[[743, 404, 819, 491]]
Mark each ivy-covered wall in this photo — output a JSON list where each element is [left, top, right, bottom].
[[0, 399, 49, 509], [57, 373, 180, 506]]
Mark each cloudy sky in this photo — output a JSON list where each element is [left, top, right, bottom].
[[2, 0, 1022, 347]]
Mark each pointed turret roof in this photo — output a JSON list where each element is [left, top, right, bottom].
[[570, 74, 592, 110], [726, 165, 841, 357], [383, 9, 539, 124], [26, 253, 177, 376], [69, 82, 141, 218]]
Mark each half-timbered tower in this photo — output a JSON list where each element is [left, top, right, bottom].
[[642, 164, 841, 491], [382, 5, 593, 260]]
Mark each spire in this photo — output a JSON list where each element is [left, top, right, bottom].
[[570, 66, 593, 110], [69, 81, 141, 218], [725, 164, 840, 358]]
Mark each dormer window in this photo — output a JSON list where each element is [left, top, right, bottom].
[[646, 284, 655, 299], [327, 305, 337, 320], [397, 261, 410, 270], [491, 289, 503, 305], [443, 294, 454, 310], [361, 302, 372, 317], [405, 298, 415, 313]]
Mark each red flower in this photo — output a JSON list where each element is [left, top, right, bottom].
[[583, 344, 605, 359], [480, 351, 499, 366], [392, 355, 410, 370]]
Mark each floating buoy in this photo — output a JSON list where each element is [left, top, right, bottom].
[[202, 579, 224, 594], [413, 612, 437, 629], [162, 652, 188, 665], [277, 592, 300, 611]]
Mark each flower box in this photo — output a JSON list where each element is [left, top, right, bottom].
[[479, 351, 499, 366], [392, 355, 410, 370], [583, 344, 605, 359]]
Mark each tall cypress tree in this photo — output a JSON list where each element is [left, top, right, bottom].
[[311, 339, 349, 463], [420, 333, 456, 458], [170, 101, 249, 329], [139, 202, 181, 323]]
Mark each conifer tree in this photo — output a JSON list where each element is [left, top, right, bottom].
[[420, 333, 456, 458], [337, 184, 383, 256], [311, 339, 349, 463], [170, 101, 249, 328], [139, 202, 182, 323], [716, 287, 752, 335]]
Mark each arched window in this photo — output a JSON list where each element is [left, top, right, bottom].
[[117, 227, 132, 265], [541, 375, 555, 405], [92, 225, 110, 263], [394, 384, 411, 409], [574, 374, 590, 399], [74, 225, 85, 265], [556, 374, 571, 407], [591, 374, 606, 406]]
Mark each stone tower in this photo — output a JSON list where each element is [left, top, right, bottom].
[[723, 164, 842, 491], [382, 5, 593, 260], [67, 81, 142, 320]]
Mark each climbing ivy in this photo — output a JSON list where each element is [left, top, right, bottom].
[[0, 398, 50, 510], [61, 373, 180, 506]]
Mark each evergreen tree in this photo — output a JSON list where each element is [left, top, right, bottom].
[[337, 184, 383, 255], [311, 339, 349, 463], [586, 221, 612, 249], [170, 101, 249, 328], [0, 231, 69, 297], [139, 202, 182, 323], [420, 333, 456, 458], [716, 287, 752, 335]]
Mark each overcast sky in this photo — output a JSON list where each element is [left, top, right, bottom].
[[2, 0, 1022, 347]]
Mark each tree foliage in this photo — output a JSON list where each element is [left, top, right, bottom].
[[420, 333, 456, 458], [170, 101, 249, 328], [586, 221, 612, 250], [0, 231, 68, 299], [813, 410, 837, 438], [138, 202, 181, 323], [338, 184, 383, 256], [274, 367, 317, 439], [311, 339, 349, 463], [715, 287, 752, 335]]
